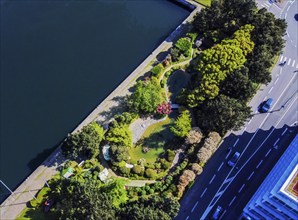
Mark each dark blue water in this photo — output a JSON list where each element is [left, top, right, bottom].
[[0, 0, 188, 200]]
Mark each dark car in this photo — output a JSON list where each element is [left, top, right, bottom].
[[228, 151, 240, 167], [259, 98, 273, 113], [212, 206, 223, 220]]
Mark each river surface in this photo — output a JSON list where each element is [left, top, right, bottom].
[[0, 0, 189, 201]]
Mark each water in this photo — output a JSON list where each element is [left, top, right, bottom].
[[0, 0, 189, 201]]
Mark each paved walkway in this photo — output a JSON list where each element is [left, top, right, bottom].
[[0, 3, 202, 220]]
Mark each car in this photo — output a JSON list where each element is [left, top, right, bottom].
[[212, 206, 223, 220], [228, 151, 240, 167], [260, 98, 273, 113]]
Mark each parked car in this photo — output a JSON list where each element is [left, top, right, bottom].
[[259, 98, 273, 113], [212, 206, 223, 220], [228, 151, 240, 167]]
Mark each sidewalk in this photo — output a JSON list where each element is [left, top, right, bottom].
[[0, 3, 202, 220]]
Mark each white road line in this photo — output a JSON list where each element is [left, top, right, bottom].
[[268, 87, 273, 94], [285, 13, 288, 19], [209, 174, 216, 184], [242, 127, 247, 132], [185, 216, 189, 220], [287, 5, 291, 11], [224, 177, 233, 184], [233, 138, 239, 147], [284, 57, 287, 62], [279, 55, 284, 62], [217, 162, 224, 172], [238, 184, 245, 193], [296, 63, 298, 68], [191, 201, 198, 213], [291, 121, 297, 126], [292, 60, 296, 67], [247, 171, 254, 181], [274, 78, 279, 84], [288, 58, 291, 66], [247, 118, 252, 124], [265, 149, 272, 157], [200, 188, 207, 198], [215, 191, 224, 197], [225, 150, 232, 159], [281, 128, 288, 136], [228, 196, 237, 207], [274, 138, 280, 146], [256, 160, 263, 169]]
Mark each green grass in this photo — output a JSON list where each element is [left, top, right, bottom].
[[16, 206, 59, 220], [129, 117, 174, 164], [193, 0, 211, 6]]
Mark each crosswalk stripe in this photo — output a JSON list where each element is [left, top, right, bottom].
[[288, 58, 291, 65], [296, 63, 298, 68], [280, 55, 284, 62], [292, 60, 296, 67], [264, 2, 271, 7], [284, 57, 287, 61]]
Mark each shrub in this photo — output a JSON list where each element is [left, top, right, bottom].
[[132, 165, 142, 174], [191, 163, 203, 175], [203, 132, 221, 153], [175, 38, 192, 57], [145, 168, 157, 179], [197, 147, 212, 164], [166, 149, 176, 162], [160, 158, 172, 170], [186, 127, 204, 145], [118, 166, 131, 176], [151, 63, 164, 78]]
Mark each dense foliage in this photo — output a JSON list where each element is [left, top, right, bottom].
[[128, 77, 166, 115], [170, 110, 192, 138], [61, 122, 104, 160]]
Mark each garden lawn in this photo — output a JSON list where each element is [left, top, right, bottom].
[[194, 0, 211, 6], [129, 117, 174, 164]]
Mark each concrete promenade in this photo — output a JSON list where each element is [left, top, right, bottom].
[[0, 2, 202, 219]]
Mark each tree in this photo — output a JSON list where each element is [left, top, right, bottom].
[[128, 77, 166, 115], [177, 170, 196, 197], [106, 124, 132, 148], [186, 127, 203, 145], [145, 168, 157, 179], [174, 37, 192, 57], [61, 122, 104, 159], [53, 179, 118, 220], [100, 179, 128, 208], [170, 110, 192, 138], [156, 102, 172, 115], [109, 145, 130, 162], [203, 132, 221, 153], [196, 95, 252, 135], [220, 67, 255, 102]]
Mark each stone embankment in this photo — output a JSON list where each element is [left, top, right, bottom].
[[0, 2, 202, 219]]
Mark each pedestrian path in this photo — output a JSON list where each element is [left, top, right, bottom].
[[279, 55, 298, 68], [257, 0, 273, 9]]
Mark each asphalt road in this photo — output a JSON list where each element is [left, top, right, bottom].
[[175, 1, 298, 219]]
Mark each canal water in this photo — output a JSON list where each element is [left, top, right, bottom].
[[0, 0, 189, 201]]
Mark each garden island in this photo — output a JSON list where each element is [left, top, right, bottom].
[[15, 0, 286, 219]]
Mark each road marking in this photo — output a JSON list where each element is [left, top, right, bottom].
[[268, 87, 273, 94], [247, 171, 254, 181], [281, 128, 288, 136], [274, 78, 279, 84], [215, 191, 224, 197], [291, 121, 297, 126], [225, 150, 232, 159], [209, 174, 216, 184], [292, 60, 296, 67], [265, 149, 272, 157], [185, 216, 189, 220], [224, 177, 233, 184], [228, 196, 237, 207], [288, 58, 291, 66], [200, 188, 207, 198], [217, 162, 224, 172], [256, 160, 263, 169], [191, 201, 198, 213], [233, 138, 239, 147], [296, 63, 298, 68], [284, 57, 287, 62], [247, 118, 252, 124], [279, 55, 284, 62], [274, 138, 280, 146], [238, 184, 245, 193], [243, 127, 247, 132], [200, 84, 297, 220], [263, 96, 268, 101]]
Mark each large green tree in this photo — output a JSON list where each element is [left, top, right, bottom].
[[196, 95, 252, 135], [106, 123, 132, 148], [61, 122, 104, 159], [128, 77, 165, 115]]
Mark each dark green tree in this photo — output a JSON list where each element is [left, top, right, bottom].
[[61, 122, 104, 159], [109, 145, 130, 162], [106, 124, 132, 148], [196, 95, 252, 135], [170, 110, 192, 138]]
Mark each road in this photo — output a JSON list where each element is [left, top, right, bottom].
[[175, 1, 298, 219]]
